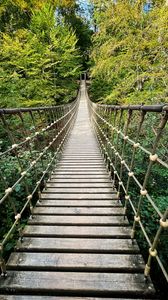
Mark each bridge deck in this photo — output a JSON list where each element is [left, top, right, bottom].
[[0, 82, 155, 299]]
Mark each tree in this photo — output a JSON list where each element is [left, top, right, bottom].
[[56, 0, 93, 70], [0, 0, 93, 107], [89, 0, 168, 105], [0, 3, 81, 107]]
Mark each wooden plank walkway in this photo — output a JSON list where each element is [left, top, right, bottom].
[[0, 82, 156, 299]]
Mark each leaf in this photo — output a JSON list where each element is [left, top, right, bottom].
[[15, 184, 21, 192]]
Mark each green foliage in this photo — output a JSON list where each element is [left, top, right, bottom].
[[0, 1, 85, 107], [90, 0, 168, 104], [96, 105, 168, 295], [0, 150, 52, 257], [56, 0, 93, 70], [114, 111, 168, 294]]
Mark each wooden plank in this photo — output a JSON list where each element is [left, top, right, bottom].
[[62, 156, 104, 159], [62, 149, 100, 150], [52, 171, 108, 174], [41, 194, 118, 200], [62, 154, 103, 156], [56, 166, 105, 169], [63, 147, 100, 148], [23, 225, 130, 238], [65, 143, 98, 145], [46, 182, 113, 188], [0, 271, 154, 296], [57, 166, 106, 169], [60, 159, 104, 161], [57, 163, 105, 165], [7, 252, 144, 272], [64, 147, 99, 148], [32, 207, 124, 216], [63, 144, 98, 146], [37, 200, 121, 207], [64, 147, 99, 149], [0, 297, 156, 300], [54, 168, 107, 171], [60, 161, 104, 164], [65, 142, 98, 145], [61, 151, 100, 153], [61, 156, 103, 159], [57, 171, 108, 174], [16, 237, 139, 253], [42, 188, 115, 194], [64, 145, 99, 147], [28, 215, 127, 226], [64, 152, 101, 154], [62, 144, 99, 146], [51, 175, 111, 179], [47, 177, 113, 187], [64, 145, 98, 147]]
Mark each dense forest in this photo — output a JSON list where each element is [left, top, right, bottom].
[[1, 0, 168, 107], [0, 0, 92, 107], [90, 0, 168, 105]]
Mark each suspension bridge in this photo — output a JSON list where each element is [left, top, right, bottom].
[[0, 80, 167, 299]]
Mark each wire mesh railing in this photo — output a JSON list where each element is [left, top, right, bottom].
[[88, 93, 168, 283], [0, 95, 79, 276]]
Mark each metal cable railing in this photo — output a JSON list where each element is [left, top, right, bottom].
[[0, 94, 79, 276], [87, 91, 168, 283]]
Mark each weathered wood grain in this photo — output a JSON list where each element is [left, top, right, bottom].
[[32, 207, 124, 216], [49, 179, 113, 183], [0, 297, 156, 300], [0, 295, 159, 300], [50, 175, 111, 179], [52, 171, 109, 174], [16, 237, 139, 253], [28, 215, 127, 226], [7, 252, 144, 272], [40, 194, 118, 200], [23, 225, 130, 238], [46, 183, 112, 188], [59, 159, 104, 161], [36, 200, 120, 207], [42, 188, 114, 194], [55, 166, 106, 169], [61, 156, 103, 159], [63, 152, 101, 155], [57, 163, 105, 166], [0, 271, 154, 296], [60, 155, 102, 157]]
